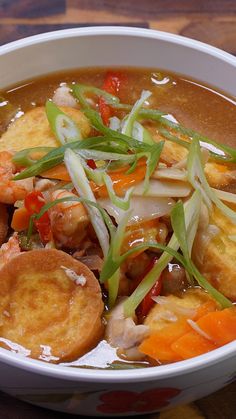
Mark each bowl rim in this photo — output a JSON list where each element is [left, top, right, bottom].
[[0, 26, 235, 383], [0, 25, 236, 68], [0, 341, 235, 383]]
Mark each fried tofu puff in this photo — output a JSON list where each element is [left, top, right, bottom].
[[0, 249, 104, 363], [144, 289, 214, 333], [0, 106, 90, 152], [151, 128, 236, 189], [194, 207, 236, 301]]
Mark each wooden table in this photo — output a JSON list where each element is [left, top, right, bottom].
[[0, 1, 235, 418]]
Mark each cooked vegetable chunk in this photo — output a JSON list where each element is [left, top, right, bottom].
[[144, 289, 215, 333], [194, 207, 236, 301], [0, 249, 104, 362], [0, 106, 90, 152]]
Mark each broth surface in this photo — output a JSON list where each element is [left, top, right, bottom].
[[2, 68, 236, 147]]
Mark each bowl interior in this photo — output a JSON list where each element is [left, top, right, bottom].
[[0, 27, 236, 96]]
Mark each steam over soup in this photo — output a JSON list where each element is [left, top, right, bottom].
[[0, 68, 235, 369]]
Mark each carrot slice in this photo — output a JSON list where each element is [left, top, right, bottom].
[[94, 164, 146, 198], [171, 331, 218, 359], [11, 207, 31, 231], [41, 164, 71, 181], [139, 319, 190, 362], [194, 300, 218, 319], [196, 307, 236, 346]]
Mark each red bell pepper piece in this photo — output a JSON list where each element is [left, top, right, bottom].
[[139, 276, 163, 318], [24, 191, 52, 244], [99, 71, 125, 126], [87, 159, 97, 169], [135, 256, 163, 318]]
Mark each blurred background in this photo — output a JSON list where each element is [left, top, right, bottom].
[[0, 1, 235, 418], [0, 0, 236, 54]]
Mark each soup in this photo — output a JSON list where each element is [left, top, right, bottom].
[[0, 68, 235, 369]]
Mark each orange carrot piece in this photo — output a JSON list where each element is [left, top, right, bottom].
[[171, 330, 218, 359], [171, 331, 218, 359], [194, 300, 218, 320], [41, 164, 71, 181], [140, 337, 183, 362], [139, 319, 190, 362], [11, 207, 31, 231], [94, 164, 146, 198], [196, 308, 236, 346]]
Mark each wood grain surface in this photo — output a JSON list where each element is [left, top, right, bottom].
[[0, 0, 235, 418]]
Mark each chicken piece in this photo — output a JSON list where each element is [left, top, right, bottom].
[[0, 249, 104, 363], [194, 206, 236, 301], [106, 300, 149, 360], [144, 289, 213, 333], [52, 85, 78, 108], [0, 106, 90, 152]]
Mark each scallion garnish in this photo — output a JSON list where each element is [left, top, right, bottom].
[[171, 200, 232, 308], [45, 100, 82, 144], [121, 90, 151, 137], [64, 149, 110, 256], [187, 138, 236, 223]]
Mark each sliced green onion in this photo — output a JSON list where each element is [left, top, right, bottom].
[[123, 190, 199, 316], [159, 116, 236, 163], [77, 149, 135, 163], [214, 188, 236, 204], [108, 270, 120, 308], [171, 200, 232, 308], [103, 173, 134, 210], [80, 159, 105, 186], [101, 210, 132, 305], [121, 90, 151, 137], [187, 139, 236, 223], [12, 146, 54, 167], [132, 121, 154, 145], [13, 136, 126, 180], [72, 84, 119, 109], [64, 149, 109, 256], [109, 116, 121, 131], [158, 127, 190, 150], [46, 100, 82, 144], [143, 143, 164, 192]]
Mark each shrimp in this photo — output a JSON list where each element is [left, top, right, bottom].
[[49, 189, 90, 248], [0, 233, 21, 270], [0, 151, 33, 204]]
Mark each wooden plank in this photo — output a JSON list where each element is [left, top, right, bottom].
[[0, 0, 65, 18], [68, 0, 236, 16]]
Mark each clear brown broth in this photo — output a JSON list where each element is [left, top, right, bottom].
[[1, 68, 236, 369], [2, 67, 236, 148]]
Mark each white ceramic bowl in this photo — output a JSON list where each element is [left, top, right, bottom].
[[0, 27, 236, 416]]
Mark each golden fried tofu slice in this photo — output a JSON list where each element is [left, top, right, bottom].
[[144, 289, 214, 333], [204, 162, 236, 189], [194, 206, 236, 301], [0, 249, 104, 363], [0, 106, 90, 152], [150, 125, 236, 189], [150, 127, 188, 165]]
